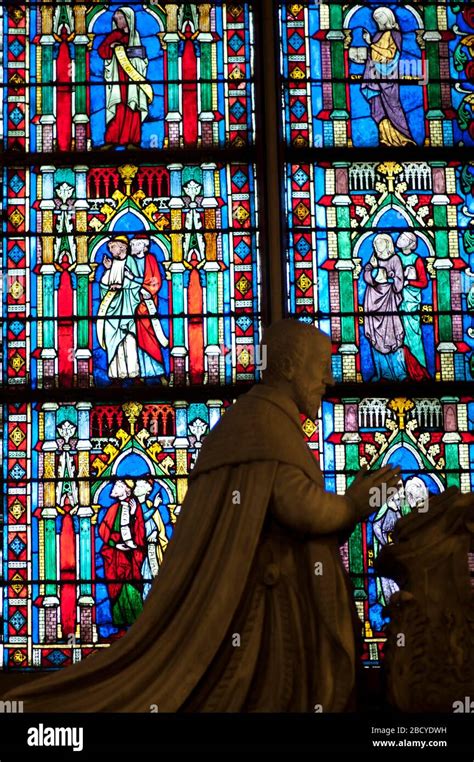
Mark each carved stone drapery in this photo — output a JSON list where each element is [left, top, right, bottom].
[[376, 488, 474, 712]]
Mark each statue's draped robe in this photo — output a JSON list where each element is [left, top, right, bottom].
[[3, 384, 359, 712]]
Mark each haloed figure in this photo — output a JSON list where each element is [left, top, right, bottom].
[[98, 6, 153, 148], [361, 7, 415, 147], [363, 233, 408, 381]]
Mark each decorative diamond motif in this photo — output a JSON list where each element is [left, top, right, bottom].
[[288, 32, 304, 51], [234, 239, 250, 259], [47, 650, 68, 666], [10, 352, 25, 372], [228, 4, 243, 19], [229, 66, 244, 80], [292, 134, 308, 147], [9, 7, 25, 23], [9, 280, 24, 300], [296, 237, 311, 256], [294, 202, 310, 222], [9, 535, 26, 556], [234, 205, 250, 223], [9, 320, 24, 337], [289, 4, 304, 17], [236, 315, 252, 332], [291, 100, 306, 120], [10, 426, 26, 447], [8, 208, 25, 228], [228, 34, 243, 53], [8, 244, 24, 264], [12, 650, 27, 665], [10, 610, 26, 632], [9, 107, 23, 126], [9, 71, 26, 86], [9, 499, 25, 521], [232, 169, 247, 190], [238, 348, 251, 368], [9, 38, 24, 58], [297, 272, 312, 293], [289, 65, 305, 80], [302, 418, 317, 438], [9, 173, 24, 194], [235, 275, 251, 296], [232, 135, 246, 148], [11, 573, 25, 595], [293, 167, 309, 187], [9, 463, 26, 481], [230, 100, 245, 120]]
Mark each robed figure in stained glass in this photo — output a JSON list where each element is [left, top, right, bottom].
[[134, 479, 169, 598], [97, 235, 142, 379], [363, 233, 408, 381], [97, 234, 168, 380], [98, 6, 153, 149], [360, 8, 415, 147], [98, 479, 146, 627], [396, 232, 430, 381], [126, 235, 168, 379]]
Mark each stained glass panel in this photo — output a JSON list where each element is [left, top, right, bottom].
[[301, 395, 474, 665], [2, 399, 229, 669], [284, 161, 474, 383], [2, 161, 262, 388], [280, 2, 474, 149], [1, 0, 262, 672], [2, 2, 255, 152]]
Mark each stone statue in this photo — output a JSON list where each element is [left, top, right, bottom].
[[3, 319, 400, 712], [376, 487, 474, 712]]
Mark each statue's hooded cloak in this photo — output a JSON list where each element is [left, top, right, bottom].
[[3, 384, 357, 712]]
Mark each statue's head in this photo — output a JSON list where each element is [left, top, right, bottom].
[[261, 319, 333, 419], [373, 8, 398, 31], [396, 231, 417, 255]]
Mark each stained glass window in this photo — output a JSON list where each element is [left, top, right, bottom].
[[280, 1, 474, 668], [280, 2, 474, 149], [2, 399, 230, 667], [1, 1, 262, 670], [3, 0, 473, 677], [284, 160, 474, 383]]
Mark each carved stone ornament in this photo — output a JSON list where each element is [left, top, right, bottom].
[[376, 487, 474, 712]]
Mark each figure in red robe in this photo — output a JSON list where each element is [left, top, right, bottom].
[[98, 479, 146, 627], [97, 7, 152, 148], [397, 231, 431, 382]]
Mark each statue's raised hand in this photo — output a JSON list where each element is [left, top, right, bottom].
[[346, 464, 402, 522]]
